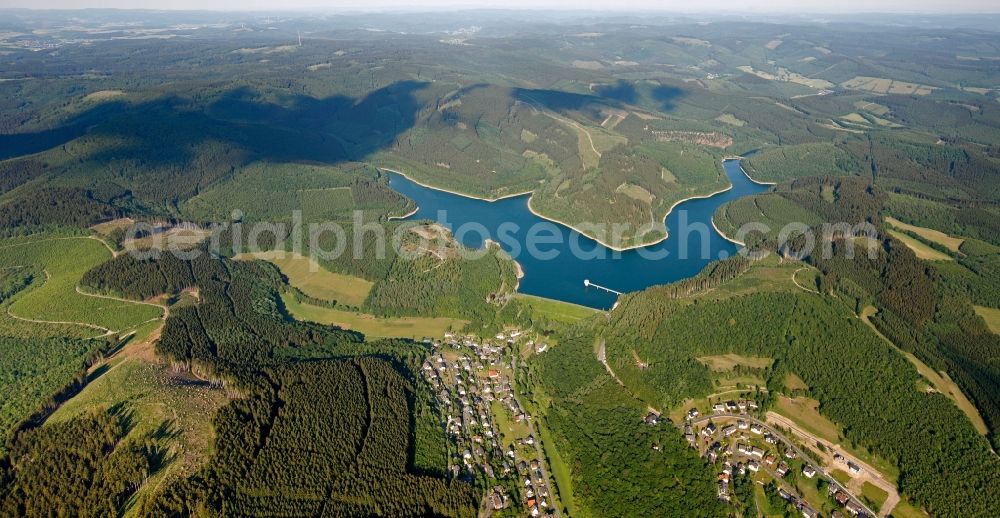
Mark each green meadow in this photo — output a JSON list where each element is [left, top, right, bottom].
[[0, 236, 163, 333]]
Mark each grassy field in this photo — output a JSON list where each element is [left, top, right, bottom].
[[973, 305, 1000, 335], [178, 161, 406, 224], [126, 226, 211, 251], [541, 109, 625, 170], [687, 255, 810, 301], [784, 372, 810, 390], [0, 236, 164, 333], [282, 293, 467, 339], [831, 468, 851, 486], [793, 474, 834, 516], [885, 216, 964, 252], [890, 498, 930, 518], [841, 76, 934, 95], [715, 113, 746, 127], [774, 396, 842, 444], [696, 353, 773, 371], [515, 293, 600, 324], [490, 400, 529, 441], [862, 481, 890, 512], [90, 217, 134, 236], [753, 480, 784, 518], [792, 267, 821, 293], [535, 419, 582, 518], [715, 373, 767, 389], [886, 230, 953, 261], [236, 251, 373, 307], [0, 301, 96, 340]]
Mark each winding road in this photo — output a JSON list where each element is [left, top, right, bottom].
[[791, 266, 820, 294], [2, 236, 166, 338]]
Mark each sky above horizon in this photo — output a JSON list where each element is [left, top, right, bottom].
[[0, 0, 996, 14]]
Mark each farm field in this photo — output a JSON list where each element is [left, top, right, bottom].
[[840, 76, 935, 95], [886, 230, 953, 261], [773, 396, 842, 444], [973, 305, 1000, 334], [885, 216, 964, 252], [1, 9, 1000, 518], [236, 250, 373, 307], [515, 293, 599, 324], [0, 236, 164, 333], [282, 293, 467, 339]]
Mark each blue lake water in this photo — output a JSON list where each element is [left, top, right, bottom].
[[388, 159, 768, 309]]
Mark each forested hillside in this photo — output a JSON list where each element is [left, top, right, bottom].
[[1, 411, 160, 516], [530, 325, 726, 517], [2, 9, 1000, 517], [535, 256, 1000, 517], [715, 174, 1000, 452], [76, 252, 478, 515], [150, 359, 478, 517], [4, 11, 997, 247]]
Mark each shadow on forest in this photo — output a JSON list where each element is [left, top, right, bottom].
[[651, 84, 684, 111], [0, 124, 89, 161], [0, 78, 687, 213], [593, 80, 638, 103], [517, 79, 687, 118], [593, 80, 686, 111], [92, 80, 429, 168], [0, 80, 430, 179]]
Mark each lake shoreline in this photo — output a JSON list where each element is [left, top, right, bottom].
[[382, 160, 742, 252], [711, 214, 746, 246], [385, 158, 766, 309], [387, 206, 419, 221], [723, 157, 777, 186], [379, 168, 534, 202]]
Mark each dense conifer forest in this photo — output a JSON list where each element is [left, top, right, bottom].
[[2, 8, 1000, 517], [78, 252, 478, 516]]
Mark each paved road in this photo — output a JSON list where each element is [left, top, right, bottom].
[[510, 357, 562, 518], [766, 412, 898, 517], [595, 338, 623, 386], [688, 413, 878, 518]]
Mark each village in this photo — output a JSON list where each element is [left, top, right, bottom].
[[421, 329, 560, 517], [678, 402, 877, 518], [419, 327, 886, 518]]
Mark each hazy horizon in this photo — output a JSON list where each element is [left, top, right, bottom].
[[1, 0, 998, 14]]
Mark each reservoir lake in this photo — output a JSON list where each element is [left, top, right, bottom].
[[388, 159, 769, 309]]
